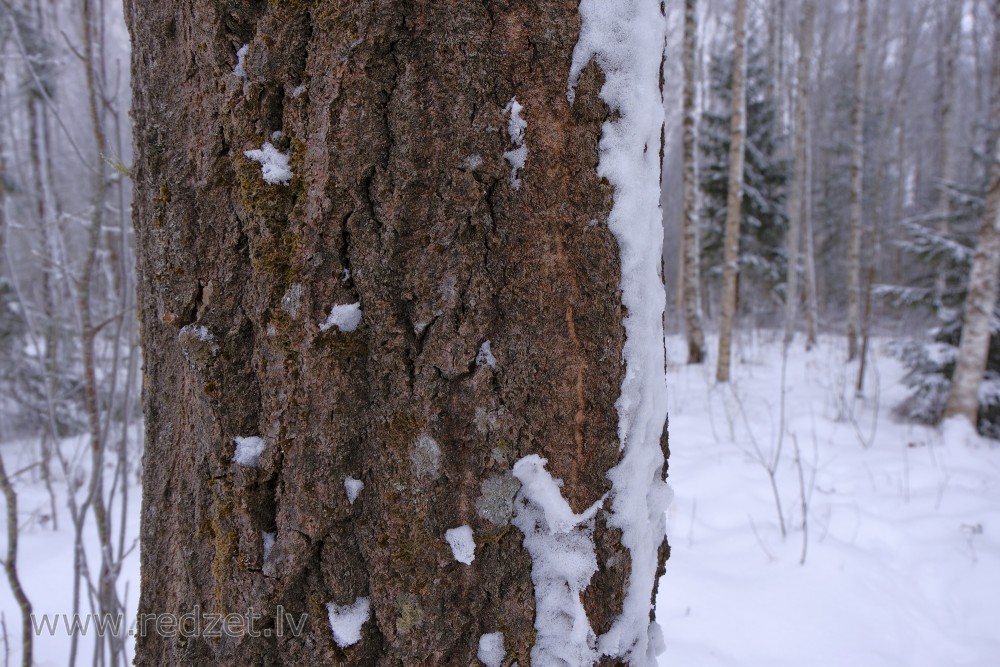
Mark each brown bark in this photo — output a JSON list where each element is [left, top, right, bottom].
[[716, 0, 748, 383], [128, 1, 666, 665]]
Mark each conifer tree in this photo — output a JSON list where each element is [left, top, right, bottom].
[[701, 38, 791, 323]]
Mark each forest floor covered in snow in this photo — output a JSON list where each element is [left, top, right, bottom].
[[2, 333, 1000, 665], [657, 331, 1000, 666]]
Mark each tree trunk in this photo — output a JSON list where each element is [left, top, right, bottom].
[[803, 114, 818, 351], [846, 0, 867, 360], [783, 0, 815, 347], [682, 0, 706, 364], [128, 2, 671, 666], [944, 0, 1000, 429], [716, 0, 748, 383], [933, 0, 963, 309]]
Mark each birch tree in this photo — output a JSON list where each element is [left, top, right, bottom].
[[785, 0, 816, 348], [934, 0, 963, 308], [803, 112, 818, 350], [785, 0, 818, 347], [682, 0, 707, 364], [846, 0, 868, 360], [716, 0, 749, 383], [944, 0, 1000, 429]]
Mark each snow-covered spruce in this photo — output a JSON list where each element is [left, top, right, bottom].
[[326, 597, 370, 648], [569, 0, 672, 663], [233, 436, 265, 467], [503, 97, 528, 190], [244, 141, 293, 185], [444, 525, 476, 565], [511, 455, 605, 666], [320, 302, 362, 333]]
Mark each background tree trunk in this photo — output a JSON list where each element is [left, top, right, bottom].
[[846, 0, 868, 360], [716, 0, 748, 383], [785, 0, 816, 348], [128, 1, 669, 666], [944, 0, 1000, 428], [803, 117, 818, 350], [933, 0, 962, 309], [682, 0, 706, 364]]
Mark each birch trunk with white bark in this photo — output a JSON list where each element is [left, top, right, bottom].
[[846, 0, 867, 360], [945, 0, 1000, 429], [783, 0, 815, 347], [716, 0, 748, 383], [682, 0, 706, 364]]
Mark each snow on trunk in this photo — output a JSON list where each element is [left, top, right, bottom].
[[569, 0, 672, 663], [511, 455, 603, 665], [326, 597, 371, 648]]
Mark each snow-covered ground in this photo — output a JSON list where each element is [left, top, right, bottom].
[[657, 331, 1000, 666], [2, 332, 999, 665], [0, 431, 142, 666]]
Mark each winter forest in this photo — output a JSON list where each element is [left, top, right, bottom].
[[0, 0, 998, 666]]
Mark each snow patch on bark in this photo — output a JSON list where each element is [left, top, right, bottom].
[[569, 1, 672, 664], [463, 154, 484, 171], [233, 436, 265, 467], [503, 97, 528, 189], [444, 525, 476, 565], [319, 302, 362, 333], [476, 340, 497, 368], [511, 455, 604, 666], [344, 477, 365, 505], [178, 324, 218, 356], [477, 632, 506, 667], [232, 44, 249, 79], [262, 531, 275, 560], [244, 141, 293, 185], [326, 597, 370, 647]]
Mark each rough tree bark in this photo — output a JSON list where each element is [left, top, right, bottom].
[[128, 1, 670, 666], [846, 0, 867, 360], [944, 0, 1000, 429], [716, 0, 748, 383], [682, 0, 706, 364]]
